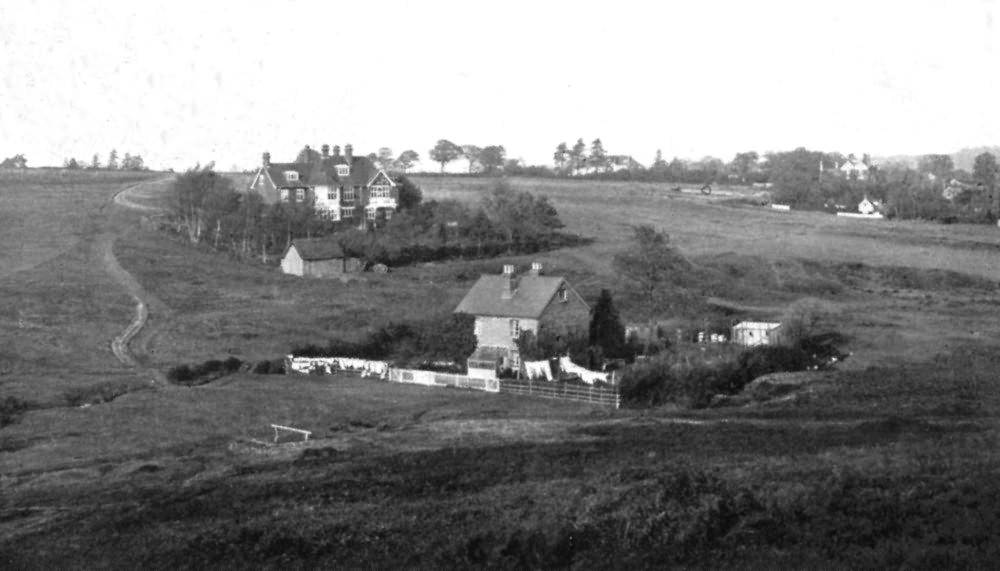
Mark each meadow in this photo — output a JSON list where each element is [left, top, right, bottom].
[[2, 171, 1000, 569]]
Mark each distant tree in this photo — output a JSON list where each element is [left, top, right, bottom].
[[462, 145, 483, 173], [482, 180, 563, 248], [553, 142, 569, 173], [1, 154, 27, 169], [365, 152, 377, 163], [107, 149, 119, 170], [917, 154, 955, 183], [295, 145, 322, 164], [376, 147, 395, 171], [121, 152, 132, 170], [973, 152, 999, 214], [125, 154, 146, 171], [589, 289, 626, 358], [480, 145, 506, 174], [590, 138, 608, 173], [394, 150, 420, 173], [429, 139, 463, 173], [169, 164, 238, 244], [613, 225, 691, 309], [63, 158, 81, 169], [768, 147, 824, 207], [393, 174, 423, 210], [570, 138, 587, 174], [651, 149, 667, 174], [90, 153, 101, 169], [731, 151, 759, 184], [780, 298, 832, 348]]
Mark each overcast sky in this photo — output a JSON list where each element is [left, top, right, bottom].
[[2, 0, 998, 171]]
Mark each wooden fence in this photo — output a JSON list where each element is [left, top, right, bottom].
[[499, 379, 620, 408], [388, 368, 499, 393]]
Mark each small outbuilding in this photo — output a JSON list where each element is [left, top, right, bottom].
[[731, 321, 784, 347], [280, 238, 362, 277]]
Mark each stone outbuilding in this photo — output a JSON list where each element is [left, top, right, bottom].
[[280, 238, 362, 277]]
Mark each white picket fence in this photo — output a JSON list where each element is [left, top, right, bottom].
[[285, 356, 498, 393]]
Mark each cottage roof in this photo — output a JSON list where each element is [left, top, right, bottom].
[[454, 274, 580, 319], [287, 238, 345, 261], [733, 321, 782, 330], [261, 154, 386, 189]]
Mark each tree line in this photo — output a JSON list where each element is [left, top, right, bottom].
[[61, 148, 149, 171]]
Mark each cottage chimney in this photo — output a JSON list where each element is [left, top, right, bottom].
[[528, 261, 542, 276], [501, 264, 516, 299], [344, 144, 353, 164], [262, 152, 271, 167], [333, 145, 341, 157], [303, 145, 312, 165], [321, 144, 330, 157]]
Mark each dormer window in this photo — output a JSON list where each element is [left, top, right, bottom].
[[336, 165, 350, 177], [284, 171, 299, 182]]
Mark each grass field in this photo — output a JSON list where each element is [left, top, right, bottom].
[[2, 171, 1000, 569]]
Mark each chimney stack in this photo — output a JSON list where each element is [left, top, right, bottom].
[[321, 144, 330, 157], [529, 261, 542, 276], [262, 152, 271, 167], [501, 264, 515, 299], [333, 145, 341, 157], [344, 143, 353, 164]]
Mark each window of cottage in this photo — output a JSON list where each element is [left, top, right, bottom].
[[336, 165, 349, 176], [474, 321, 482, 336], [327, 189, 337, 200], [341, 207, 355, 219], [295, 189, 305, 201], [279, 189, 289, 203], [371, 185, 391, 199], [284, 171, 299, 182], [343, 187, 355, 201], [509, 319, 520, 338], [366, 208, 377, 220]]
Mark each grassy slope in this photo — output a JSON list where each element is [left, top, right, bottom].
[[2, 173, 1000, 569]]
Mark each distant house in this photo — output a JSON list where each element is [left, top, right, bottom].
[[839, 155, 870, 180], [857, 197, 879, 215], [248, 144, 397, 227], [280, 238, 362, 278], [454, 263, 590, 379], [731, 321, 784, 347]]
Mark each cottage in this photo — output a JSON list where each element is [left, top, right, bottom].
[[839, 155, 870, 180], [454, 263, 590, 379], [280, 238, 362, 277], [731, 321, 783, 347], [248, 144, 397, 227]]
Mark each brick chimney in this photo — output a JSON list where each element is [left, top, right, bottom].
[[333, 145, 341, 157], [528, 261, 542, 276], [262, 152, 271, 167], [303, 145, 312, 165], [501, 264, 516, 299], [344, 143, 353, 165], [321, 144, 330, 157]]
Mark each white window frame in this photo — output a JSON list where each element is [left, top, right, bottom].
[[279, 189, 289, 203], [295, 189, 305, 201], [366, 207, 377, 221], [509, 319, 520, 338], [336, 165, 350, 176], [342, 186, 355, 201], [371, 185, 391, 199], [284, 171, 299, 182], [327, 189, 337, 201], [341, 206, 355, 219]]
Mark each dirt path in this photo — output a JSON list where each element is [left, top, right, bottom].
[[103, 179, 171, 381]]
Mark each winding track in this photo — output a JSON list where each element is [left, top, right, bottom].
[[105, 180, 170, 380]]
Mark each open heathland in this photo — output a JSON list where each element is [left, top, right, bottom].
[[2, 172, 1000, 569]]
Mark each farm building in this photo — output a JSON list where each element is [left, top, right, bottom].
[[248, 144, 397, 228], [280, 238, 362, 278], [455, 263, 590, 379], [731, 321, 784, 347]]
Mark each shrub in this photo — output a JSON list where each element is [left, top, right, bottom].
[[0, 396, 36, 427], [252, 359, 286, 375], [64, 381, 141, 407], [168, 357, 244, 386]]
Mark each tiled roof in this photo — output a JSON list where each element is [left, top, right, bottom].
[[454, 275, 571, 319], [288, 238, 345, 261], [468, 346, 509, 362]]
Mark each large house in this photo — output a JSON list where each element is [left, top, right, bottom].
[[248, 144, 397, 226], [454, 263, 590, 379]]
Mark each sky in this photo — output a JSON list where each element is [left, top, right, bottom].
[[1, 0, 998, 171]]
